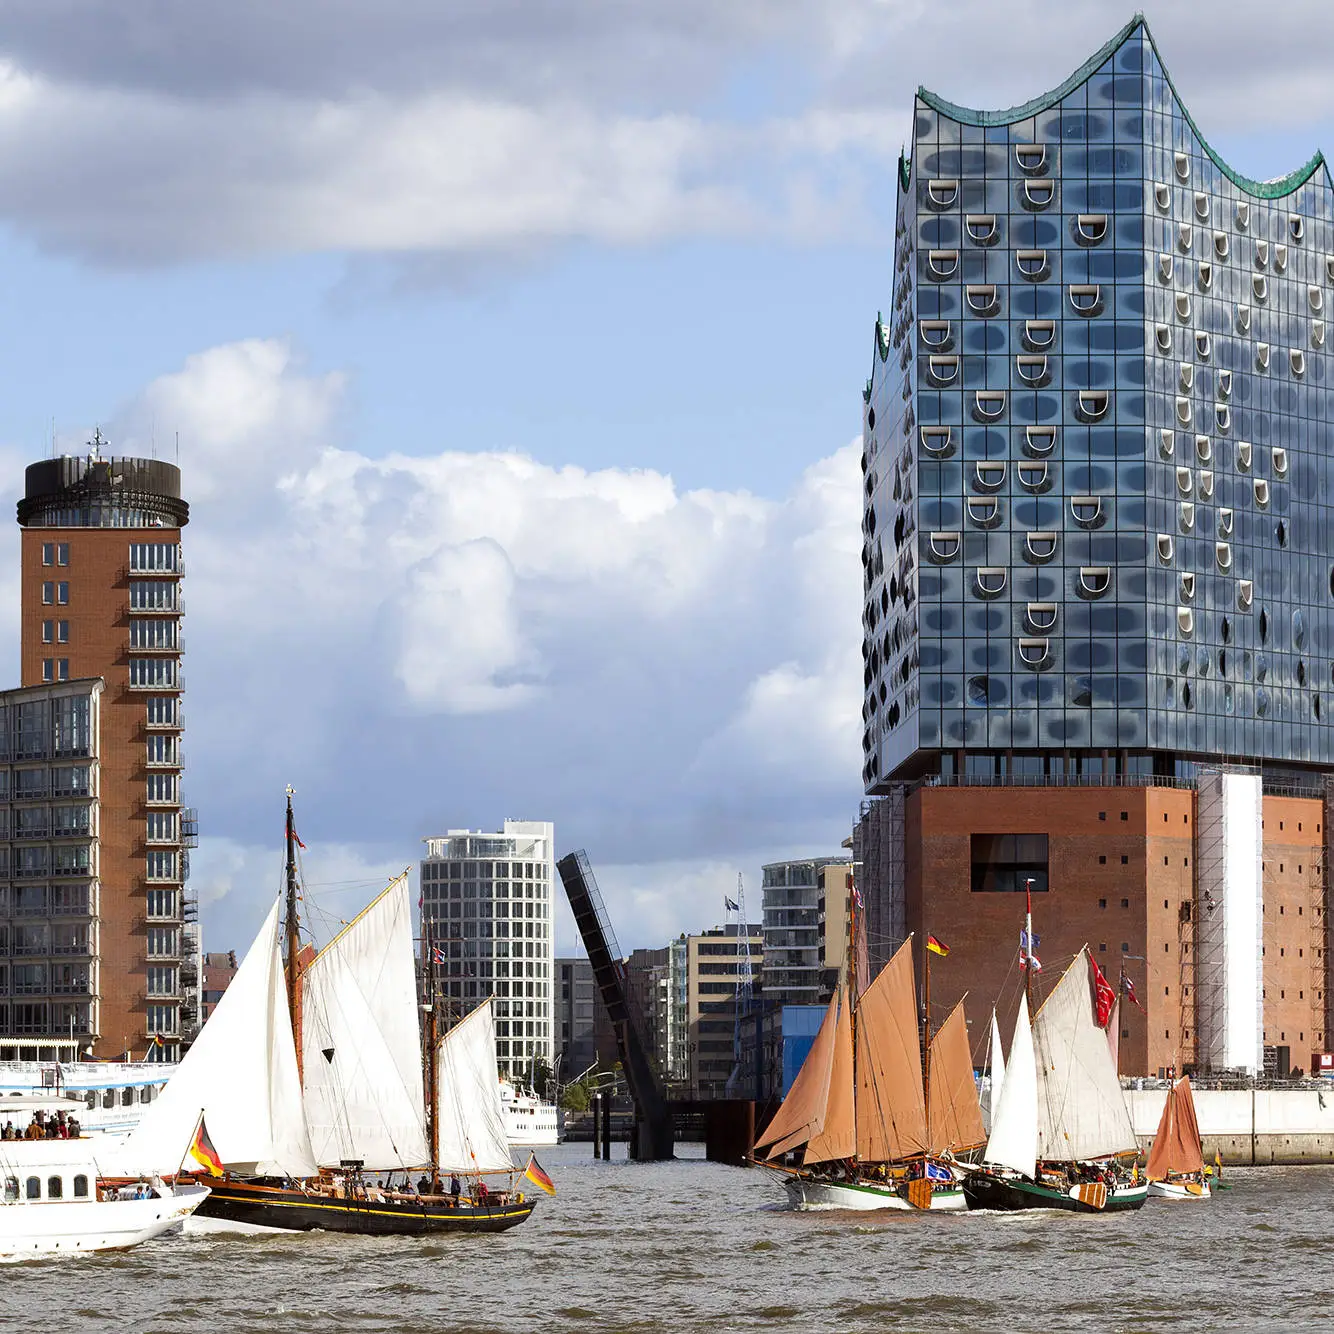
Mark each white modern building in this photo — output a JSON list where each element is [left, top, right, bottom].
[[420, 820, 555, 1079]]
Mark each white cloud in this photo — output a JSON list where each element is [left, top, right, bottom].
[[107, 337, 863, 950]]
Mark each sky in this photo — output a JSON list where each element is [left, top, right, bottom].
[[0, 0, 1332, 955]]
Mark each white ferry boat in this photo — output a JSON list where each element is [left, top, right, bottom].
[[0, 1060, 172, 1139], [498, 1079, 559, 1147]]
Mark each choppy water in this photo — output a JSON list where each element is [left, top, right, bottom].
[[6, 1144, 1330, 1332]]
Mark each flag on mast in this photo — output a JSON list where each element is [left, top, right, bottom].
[[524, 1154, 556, 1196], [926, 935, 950, 957], [188, 1116, 224, 1177], [1090, 957, 1116, 1027]]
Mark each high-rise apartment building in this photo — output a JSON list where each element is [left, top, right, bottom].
[[761, 858, 848, 1005], [679, 923, 762, 1092], [859, 18, 1333, 1077], [420, 819, 555, 1079], [5, 447, 195, 1060]]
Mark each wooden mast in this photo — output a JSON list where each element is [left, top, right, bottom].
[[423, 915, 441, 1175], [922, 937, 931, 1138], [284, 785, 303, 1083]]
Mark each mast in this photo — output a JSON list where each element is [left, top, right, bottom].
[[1023, 877, 1035, 1014], [424, 914, 441, 1172], [284, 785, 303, 1082], [921, 937, 931, 1137]]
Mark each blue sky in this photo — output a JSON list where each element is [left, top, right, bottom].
[[0, 2, 1331, 953]]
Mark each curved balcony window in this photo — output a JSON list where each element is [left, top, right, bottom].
[[1273, 447, 1289, 476], [1314, 321, 1326, 348], [1237, 305, 1251, 333], [1179, 363, 1194, 392], [927, 179, 959, 209], [966, 284, 1000, 316], [927, 250, 959, 281], [1178, 223, 1193, 254], [967, 675, 992, 706], [1157, 534, 1175, 563], [1015, 144, 1047, 174], [1256, 343, 1270, 370], [975, 567, 1007, 597], [1219, 507, 1233, 536], [1197, 262, 1212, 291], [1159, 429, 1175, 458], [1077, 390, 1108, 422], [1026, 602, 1057, 632], [919, 319, 952, 349], [1238, 579, 1253, 609], [1025, 532, 1058, 562], [973, 391, 1006, 422], [1275, 243, 1288, 273], [1070, 495, 1103, 527], [928, 355, 959, 385], [1235, 201, 1249, 229], [1255, 478, 1270, 507], [1079, 567, 1111, 597], [1198, 470, 1214, 500], [1024, 426, 1057, 456], [1216, 542, 1232, 572], [920, 426, 953, 456], [1023, 320, 1055, 350], [1215, 404, 1230, 433], [1327, 255, 1334, 282], [1022, 179, 1055, 210], [1196, 331, 1211, 360], [1018, 638, 1052, 669], [928, 531, 960, 562], [1193, 192, 1209, 221], [1291, 349, 1306, 377], [1017, 462, 1049, 491], [1178, 607, 1194, 636], [974, 462, 1006, 491], [1158, 253, 1173, 283], [1213, 231, 1229, 259], [1237, 440, 1252, 470], [1253, 275, 1269, 302], [966, 214, 997, 245], [1311, 286, 1324, 313], [1196, 435, 1212, 462], [1068, 284, 1102, 316], [1016, 249, 1049, 281], [1217, 369, 1231, 397], [1175, 466, 1192, 495], [1180, 572, 1196, 601], [1175, 397, 1192, 425], [1179, 502, 1195, 531], [1017, 355, 1049, 386], [1154, 183, 1171, 211], [1175, 293, 1192, 321], [1155, 324, 1172, 352], [966, 497, 1000, 527], [1294, 608, 1307, 648], [1255, 239, 1269, 268], [1074, 214, 1107, 245], [1256, 687, 1270, 717]]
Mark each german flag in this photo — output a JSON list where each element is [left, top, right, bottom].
[[926, 935, 950, 957], [188, 1116, 224, 1177], [523, 1154, 556, 1196]]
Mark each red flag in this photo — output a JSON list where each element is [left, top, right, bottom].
[[1122, 973, 1146, 1014], [1089, 956, 1116, 1028]]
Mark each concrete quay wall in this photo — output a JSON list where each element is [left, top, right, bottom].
[[1125, 1088, 1334, 1165]]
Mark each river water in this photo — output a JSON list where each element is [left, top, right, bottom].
[[7, 1145, 1329, 1332]]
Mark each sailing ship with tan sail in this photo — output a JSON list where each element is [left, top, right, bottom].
[[754, 936, 985, 1211], [1145, 1076, 1211, 1199]]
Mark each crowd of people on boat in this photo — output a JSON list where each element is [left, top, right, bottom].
[[297, 1168, 517, 1209], [0, 1110, 82, 1141]]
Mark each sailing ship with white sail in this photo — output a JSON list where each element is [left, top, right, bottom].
[[114, 794, 536, 1235], [1145, 1076, 1211, 1199], [963, 947, 1148, 1213], [755, 938, 983, 1211]]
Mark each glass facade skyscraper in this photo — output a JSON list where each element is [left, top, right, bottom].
[[863, 17, 1334, 790]]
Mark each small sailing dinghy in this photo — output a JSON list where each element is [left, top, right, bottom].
[[963, 947, 1148, 1214], [1145, 1077, 1210, 1199], [118, 793, 537, 1236]]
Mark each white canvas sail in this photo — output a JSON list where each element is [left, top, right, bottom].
[[301, 875, 430, 1169], [983, 994, 1037, 1179], [435, 999, 514, 1174], [984, 1007, 1006, 1133], [1032, 948, 1138, 1161], [107, 897, 317, 1178]]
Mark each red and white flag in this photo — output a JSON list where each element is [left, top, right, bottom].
[[1089, 956, 1116, 1028]]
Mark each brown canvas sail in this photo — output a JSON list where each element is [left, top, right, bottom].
[[754, 986, 840, 1159], [927, 999, 986, 1154], [805, 983, 855, 1163], [1145, 1076, 1204, 1180], [855, 939, 929, 1162]]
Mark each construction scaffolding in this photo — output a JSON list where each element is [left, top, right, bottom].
[[853, 785, 907, 976]]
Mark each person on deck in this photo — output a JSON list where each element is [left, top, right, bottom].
[[450, 1174, 461, 1204]]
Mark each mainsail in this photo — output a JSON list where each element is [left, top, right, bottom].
[[301, 874, 430, 1169], [1032, 947, 1138, 1161], [927, 999, 986, 1154], [435, 999, 514, 1173], [983, 993, 1037, 1178], [855, 940, 929, 1162], [1145, 1076, 1204, 1180], [984, 1007, 1006, 1133], [111, 897, 317, 1178], [803, 983, 855, 1163], [755, 985, 841, 1160]]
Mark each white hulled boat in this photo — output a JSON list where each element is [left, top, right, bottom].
[[498, 1080, 560, 1147], [1146, 1076, 1211, 1199]]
